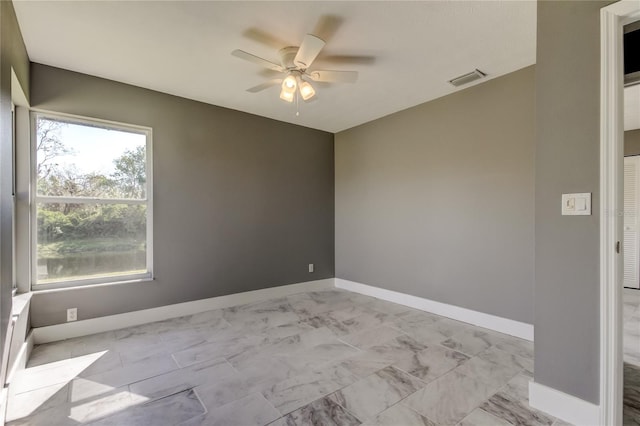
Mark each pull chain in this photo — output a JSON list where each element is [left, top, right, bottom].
[[296, 90, 300, 117]]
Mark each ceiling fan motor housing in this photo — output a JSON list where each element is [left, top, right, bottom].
[[279, 47, 300, 70]]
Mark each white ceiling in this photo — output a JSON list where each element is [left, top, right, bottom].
[[14, 1, 537, 133], [626, 85, 640, 131]]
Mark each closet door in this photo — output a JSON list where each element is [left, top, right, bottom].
[[624, 155, 640, 289]]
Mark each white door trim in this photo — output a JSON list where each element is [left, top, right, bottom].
[[600, 2, 640, 425]]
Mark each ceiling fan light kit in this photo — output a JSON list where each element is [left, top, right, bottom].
[[231, 27, 359, 110], [279, 88, 295, 103], [282, 74, 297, 90], [278, 71, 316, 103], [299, 80, 316, 101], [279, 73, 297, 102]]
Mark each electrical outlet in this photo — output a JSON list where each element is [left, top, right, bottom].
[[308, 263, 314, 273], [67, 308, 77, 322]]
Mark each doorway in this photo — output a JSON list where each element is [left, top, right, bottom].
[[623, 83, 640, 424], [601, 3, 640, 425], [624, 154, 640, 291]]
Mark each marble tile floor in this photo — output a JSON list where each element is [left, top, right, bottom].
[[7, 289, 567, 426], [624, 289, 640, 425], [625, 290, 640, 365]]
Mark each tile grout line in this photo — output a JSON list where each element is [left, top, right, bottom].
[[450, 359, 534, 425], [324, 365, 430, 424], [261, 393, 284, 420]]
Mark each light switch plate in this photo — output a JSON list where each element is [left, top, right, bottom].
[[562, 193, 591, 216]]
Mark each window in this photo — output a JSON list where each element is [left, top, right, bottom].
[[32, 113, 152, 289]]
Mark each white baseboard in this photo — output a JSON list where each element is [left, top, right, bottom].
[[3, 331, 33, 424], [32, 278, 334, 344], [5, 330, 33, 385], [335, 278, 534, 341], [32, 277, 532, 344], [529, 381, 600, 426], [0, 386, 8, 426]]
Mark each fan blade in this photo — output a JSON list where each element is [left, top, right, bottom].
[[246, 79, 282, 93], [308, 70, 358, 83], [294, 34, 325, 69], [258, 68, 284, 79], [243, 28, 290, 49], [319, 55, 376, 66], [232, 50, 284, 72], [312, 15, 343, 43]]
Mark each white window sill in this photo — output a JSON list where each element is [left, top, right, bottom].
[[12, 292, 32, 317], [32, 277, 155, 294]]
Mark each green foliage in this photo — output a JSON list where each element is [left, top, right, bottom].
[[38, 238, 145, 259], [38, 209, 73, 241], [37, 204, 147, 244], [37, 146, 146, 200], [38, 167, 119, 199], [112, 145, 146, 199], [36, 119, 149, 266]]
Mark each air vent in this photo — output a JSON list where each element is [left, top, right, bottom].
[[448, 69, 487, 87]]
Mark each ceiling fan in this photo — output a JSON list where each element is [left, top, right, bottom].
[[231, 31, 359, 103]]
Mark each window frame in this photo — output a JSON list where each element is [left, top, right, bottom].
[[30, 111, 154, 291], [11, 101, 17, 295]]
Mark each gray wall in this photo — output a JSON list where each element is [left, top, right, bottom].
[[335, 66, 535, 324], [30, 64, 334, 327], [0, 0, 30, 376], [625, 129, 640, 156], [534, 0, 611, 404]]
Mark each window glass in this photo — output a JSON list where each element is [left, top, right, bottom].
[[33, 115, 152, 287], [36, 118, 147, 199]]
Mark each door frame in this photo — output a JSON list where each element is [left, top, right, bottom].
[[600, 2, 640, 425]]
